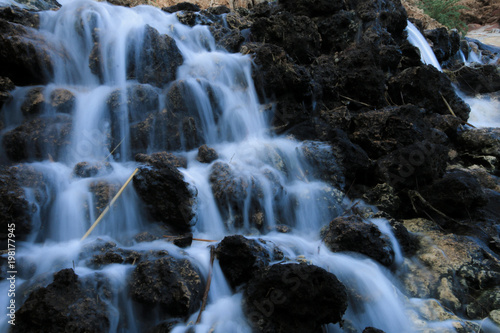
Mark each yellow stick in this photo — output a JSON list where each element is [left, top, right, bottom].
[[81, 168, 139, 241]]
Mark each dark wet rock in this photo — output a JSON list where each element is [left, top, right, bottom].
[[129, 256, 203, 317], [241, 43, 313, 100], [322, 215, 395, 266], [349, 105, 436, 159], [388, 218, 419, 256], [131, 80, 219, 152], [388, 65, 471, 121], [163, 233, 193, 248], [424, 169, 488, 218], [132, 25, 183, 87], [315, 11, 360, 54], [466, 287, 500, 319], [206, 5, 230, 15], [73, 161, 113, 178], [88, 181, 119, 216], [424, 27, 460, 63], [0, 77, 14, 115], [363, 327, 386, 333], [327, 129, 372, 185], [149, 320, 182, 333], [250, 12, 321, 64], [133, 231, 160, 243], [135, 151, 187, 169], [10, 0, 61, 11], [14, 269, 110, 333], [346, 0, 407, 35], [175, 11, 212, 27], [279, 0, 345, 17], [196, 144, 218, 163], [448, 64, 500, 95], [162, 2, 200, 13], [133, 152, 196, 232], [300, 141, 344, 189], [2, 114, 72, 162], [210, 26, 244, 52], [363, 183, 401, 215], [0, 166, 34, 246], [0, 6, 39, 28], [87, 247, 141, 269], [0, 19, 67, 86], [106, 84, 159, 154], [457, 128, 500, 173], [400, 40, 423, 69], [215, 235, 271, 289], [50, 88, 75, 114], [375, 141, 449, 190], [21, 87, 45, 117], [244, 263, 347, 332]]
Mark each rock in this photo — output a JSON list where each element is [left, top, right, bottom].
[[322, 215, 395, 267], [388, 65, 471, 121], [363, 328, 386, 333], [0, 166, 34, 246], [21, 87, 45, 117], [349, 105, 436, 159], [241, 42, 313, 100], [2, 114, 72, 162], [72, 161, 113, 178], [279, 0, 345, 17], [300, 141, 344, 189], [0, 6, 39, 28], [347, 0, 408, 35], [215, 235, 271, 289], [466, 287, 500, 319], [250, 12, 321, 64], [14, 269, 110, 333], [315, 10, 361, 54], [401, 218, 500, 312], [196, 144, 218, 163], [9, 0, 61, 11], [458, 128, 500, 160], [106, 84, 159, 155], [129, 256, 203, 317], [0, 76, 14, 111], [88, 181, 119, 216], [424, 27, 460, 63], [363, 183, 401, 215], [244, 263, 347, 332], [133, 152, 196, 232], [375, 141, 449, 190], [135, 151, 187, 168], [424, 169, 488, 218], [449, 64, 500, 95], [90, 25, 183, 86], [0, 19, 67, 86], [210, 26, 244, 52], [162, 2, 200, 13], [49, 88, 75, 114]]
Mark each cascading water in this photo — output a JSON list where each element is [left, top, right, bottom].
[[406, 21, 442, 71], [1, 1, 495, 332]]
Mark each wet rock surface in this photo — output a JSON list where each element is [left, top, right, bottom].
[[322, 215, 395, 267], [244, 263, 348, 333], [129, 256, 203, 317], [14, 268, 110, 333], [133, 151, 196, 232]]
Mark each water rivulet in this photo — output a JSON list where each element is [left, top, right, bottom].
[[0, 0, 499, 332]]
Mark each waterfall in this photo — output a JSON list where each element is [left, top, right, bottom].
[[405, 21, 442, 71], [2, 1, 493, 332]]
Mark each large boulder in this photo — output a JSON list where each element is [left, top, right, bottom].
[[127, 25, 183, 87], [0, 76, 15, 113], [2, 114, 72, 162], [424, 169, 488, 218], [215, 235, 272, 289], [322, 215, 395, 267], [0, 167, 34, 246], [250, 12, 321, 64], [0, 19, 68, 86], [129, 256, 203, 317], [449, 64, 500, 95], [424, 27, 460, 63], [133, 152, 196, 232], [279, 0, 345, 17], [14, 268, 110, 333], [388, 65, 471, 121], [244, 263, 348, 332]]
